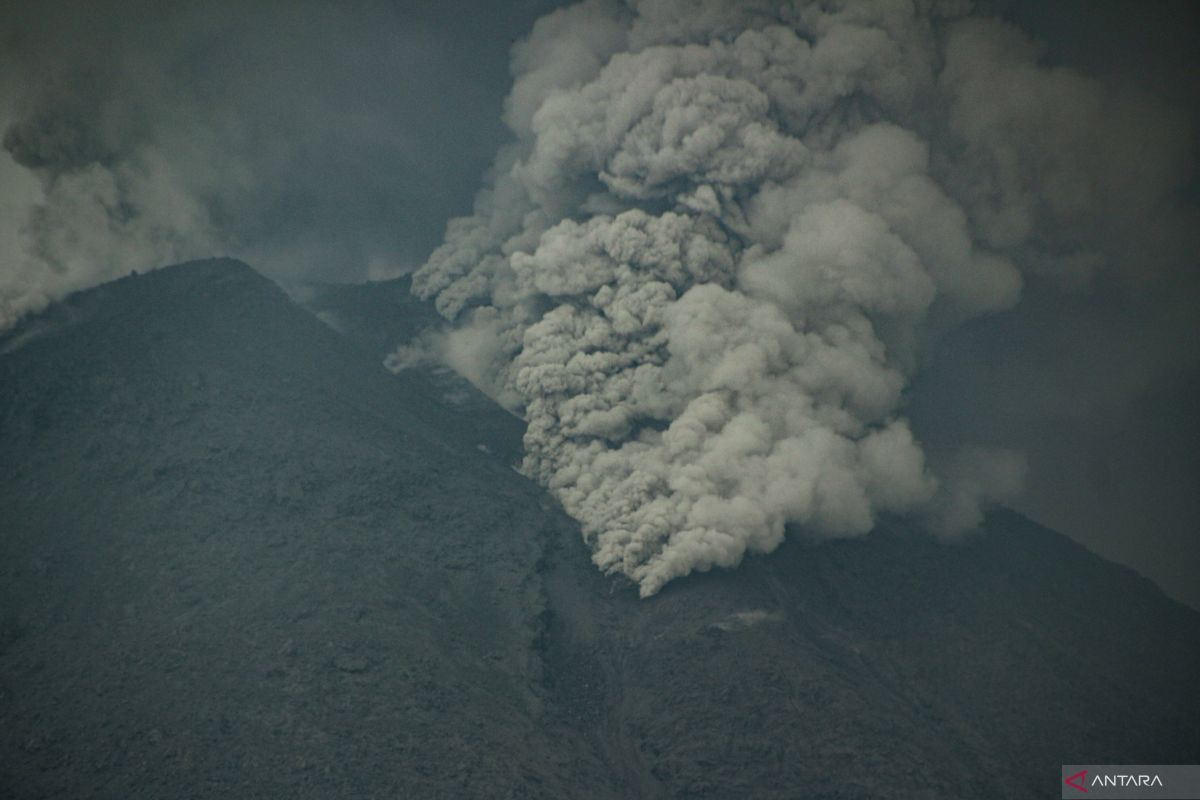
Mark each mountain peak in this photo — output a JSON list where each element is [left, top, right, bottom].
[[1, 263, 1197, 799]]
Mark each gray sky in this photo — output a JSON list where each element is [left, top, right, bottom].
[[1, 0, 1197, 606]]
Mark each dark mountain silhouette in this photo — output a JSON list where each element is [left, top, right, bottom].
[[1, 259, 1196, 799]]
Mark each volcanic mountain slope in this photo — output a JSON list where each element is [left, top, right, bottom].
[[0, 260, 597, 799], [298, 275, 525, 465], [1, 260, 1197, 799]]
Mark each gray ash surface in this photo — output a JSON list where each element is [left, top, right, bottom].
[[1, 260, 1196, 798]]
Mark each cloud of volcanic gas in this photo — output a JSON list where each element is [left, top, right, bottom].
[[409, 0, 1197, 596]]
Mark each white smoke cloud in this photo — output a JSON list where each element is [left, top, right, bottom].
[[411, 0, 1194, 596]]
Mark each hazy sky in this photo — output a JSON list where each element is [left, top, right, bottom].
[[924, 0, 1200, 607], [1, 0, 1197, 605]]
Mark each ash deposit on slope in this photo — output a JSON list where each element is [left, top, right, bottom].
[[3, 260, 1198, 799]]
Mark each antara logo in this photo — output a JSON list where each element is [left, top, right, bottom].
[[1064, 770, 1088, 792], [1065, 769, 1167, 792], [1092, 773, 1164, 788]]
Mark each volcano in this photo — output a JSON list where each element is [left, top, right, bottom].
[[1, 259, 1196, 799]]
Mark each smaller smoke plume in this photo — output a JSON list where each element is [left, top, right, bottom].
[[0, 0, 550, 329], [0, 132, 224, 329]]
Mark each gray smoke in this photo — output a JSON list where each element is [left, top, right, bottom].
[[0, 0, 560, 329], [410, 0, 1195, 596]]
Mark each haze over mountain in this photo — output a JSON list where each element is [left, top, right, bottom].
[[1, 260, 1196, 798]]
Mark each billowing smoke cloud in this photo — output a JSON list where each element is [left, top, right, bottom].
[[410, 0, 1196, 596]]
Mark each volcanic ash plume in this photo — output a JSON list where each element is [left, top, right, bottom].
[[410, 0, 1175, 596]]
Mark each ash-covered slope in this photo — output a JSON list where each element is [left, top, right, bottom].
[[0, 259, 599, 798], [2, 261, 1197, 799]]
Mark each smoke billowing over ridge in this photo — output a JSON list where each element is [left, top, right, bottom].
[[410, 0, 1197, 596]]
